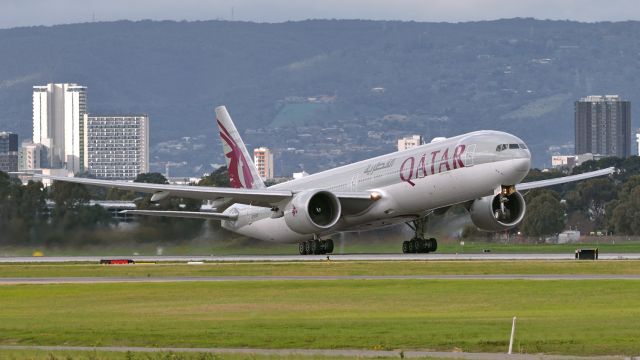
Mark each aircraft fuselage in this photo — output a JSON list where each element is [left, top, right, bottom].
[[222, 130, 531, 242]]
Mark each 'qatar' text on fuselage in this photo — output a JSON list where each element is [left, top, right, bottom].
[[400, 144, 466, 186]]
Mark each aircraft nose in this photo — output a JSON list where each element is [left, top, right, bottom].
[[514, 157, 531, 172]]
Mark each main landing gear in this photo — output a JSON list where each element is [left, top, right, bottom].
[[402, 237, 437, 254], [403, 217, 438, 254], [299, 238, 334, 255]]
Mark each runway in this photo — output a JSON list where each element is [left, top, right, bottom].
[[0, 345, 626, 360], [2, 252, 640, 263], [2, 274, 640, 285]]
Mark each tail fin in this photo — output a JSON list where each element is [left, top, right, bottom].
[[215, 106, 265, 189]]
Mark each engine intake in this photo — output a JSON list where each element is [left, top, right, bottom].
[[470, 191, 526, 232], [284, 190, 342, 234]]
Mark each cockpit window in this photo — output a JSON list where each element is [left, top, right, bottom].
[[496, 143, 527, 152]]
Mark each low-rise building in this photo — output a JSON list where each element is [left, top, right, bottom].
[[253, 146, 274, 180], [397, 135, 423, 151]]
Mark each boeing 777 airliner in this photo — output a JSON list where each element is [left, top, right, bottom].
[[38, 106, 614, 255]]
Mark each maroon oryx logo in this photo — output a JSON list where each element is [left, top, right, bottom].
[[218, 119, 254, 189], [291, 205, 298, 216]]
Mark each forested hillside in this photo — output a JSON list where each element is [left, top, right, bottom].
[[1, 18, 639, 174]]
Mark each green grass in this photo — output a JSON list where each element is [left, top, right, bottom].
[[1, 280, 640, 356], [2, 260, 640, 278], [0, 349, 451, 360]]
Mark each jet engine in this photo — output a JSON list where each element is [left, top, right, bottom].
[[469, 191, 526, 232], [284, 190, 342, 234]]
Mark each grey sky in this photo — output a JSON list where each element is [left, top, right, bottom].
[[2, 0, 640, 29]]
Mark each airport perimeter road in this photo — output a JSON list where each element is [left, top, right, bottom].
[[2, 253, 640, 263], [0, 345, 630, 360], [3, 274, 640, 284]]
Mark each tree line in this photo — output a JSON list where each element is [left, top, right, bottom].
[[0, 166, 230, 247], [518, 156, 640, 237], [1, 158, 640, 247]]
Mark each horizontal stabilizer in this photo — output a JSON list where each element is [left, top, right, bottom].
[[121, 210, 237, 221]]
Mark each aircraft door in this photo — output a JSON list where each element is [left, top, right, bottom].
[[350, 174, 358, 191], [464, 144, 476, 167]]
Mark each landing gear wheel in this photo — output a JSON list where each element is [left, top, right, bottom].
[[304, 241, 312, 255], [311, 240, 321, 255], [322, 239, 334, 254], [298, 242, 307, 255], [403, 217, 438, 254], [428, 238, 438, 252]]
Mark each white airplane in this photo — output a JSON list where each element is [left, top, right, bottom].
[[39, 106, 614, 255]]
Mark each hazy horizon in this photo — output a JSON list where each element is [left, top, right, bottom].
[[2, 0, 640, 29]]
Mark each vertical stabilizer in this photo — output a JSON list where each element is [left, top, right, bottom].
[[215, 106, 265, 189]]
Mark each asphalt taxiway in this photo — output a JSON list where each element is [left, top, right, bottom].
[[2, 253, 640, 263]]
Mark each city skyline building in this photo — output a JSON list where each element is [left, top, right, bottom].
[[397, 134, 423, 151], [575, 95, 631, 158], [18, 142, 42, 171], [33, 83, 87, 172], [253, 146, 274, 180], [84, 114, 149, 180], [0, 132, 18, 172]]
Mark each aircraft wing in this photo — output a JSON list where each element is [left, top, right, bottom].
[[121, 210, 237, 220], [34, 175, 377, 207], [34, 174, 292, 204], [517, 167, 615, 191]]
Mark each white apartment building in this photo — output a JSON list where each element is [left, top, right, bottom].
[[33, 83, 87, 172], [253, 147, 274, 180], [397, 135, 423, 151], [18, 142, 42, 171], [84, 114, 149, 180]]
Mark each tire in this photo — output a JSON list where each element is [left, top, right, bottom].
[[311, 240, 321, 254], [305, 241, 312, 255], [407, 240, 415, 253], [429, 238, 438, 252], [325, 239, 334, 254], [415, 239, 424, 253], [299, 242, 307, 255], [402, 241, 409, 253]]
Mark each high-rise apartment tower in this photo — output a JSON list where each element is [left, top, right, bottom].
[[84, 114, 149, 180], [33, 83, 87, 172], [575, 95, 631, 158]]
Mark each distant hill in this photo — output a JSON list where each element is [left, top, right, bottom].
[[1, 18, 639, 174]]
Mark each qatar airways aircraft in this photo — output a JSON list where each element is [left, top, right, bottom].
[[39, 106, 614, 255]]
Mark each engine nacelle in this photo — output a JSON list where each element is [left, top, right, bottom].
[[469, 191, 526, 232], [284, 190, 342, 234]]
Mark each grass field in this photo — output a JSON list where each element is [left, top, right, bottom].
[[2, 279, 640, 356], [2, 260, 640, 278]]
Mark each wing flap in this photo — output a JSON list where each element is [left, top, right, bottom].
[[121, 210, 237, 221]]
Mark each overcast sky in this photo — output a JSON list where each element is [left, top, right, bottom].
[[2, 0, 640, 29]]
